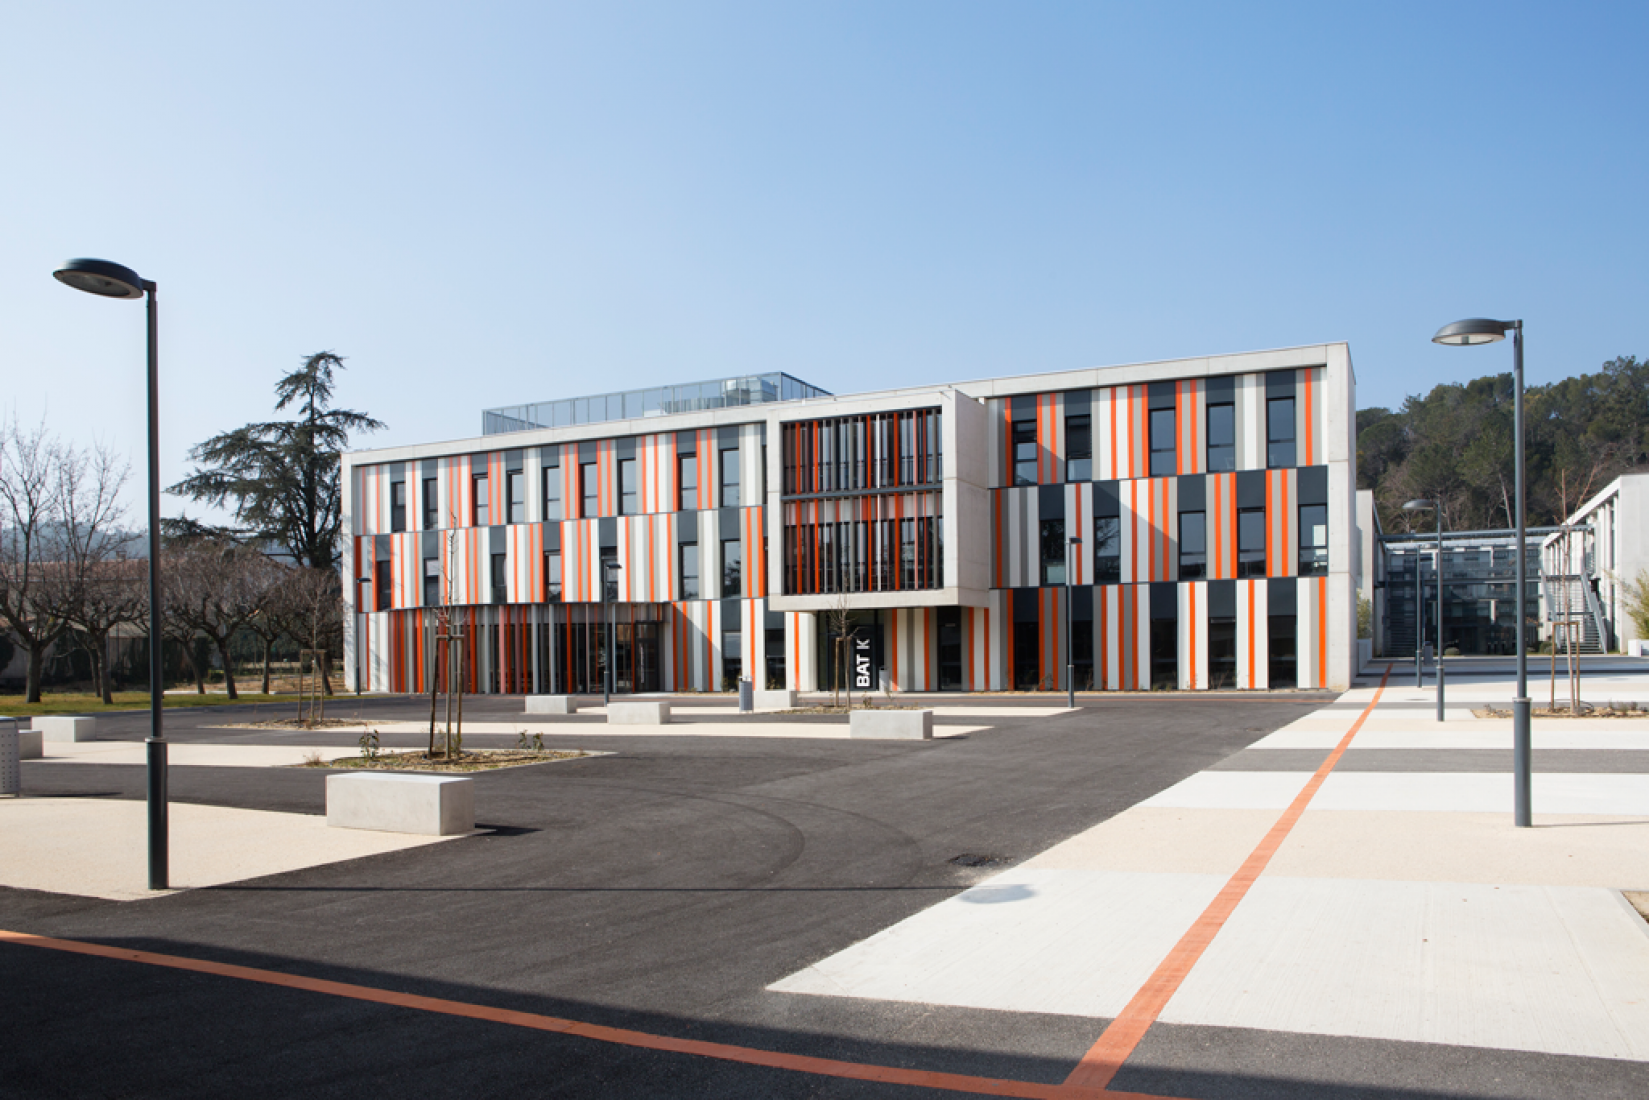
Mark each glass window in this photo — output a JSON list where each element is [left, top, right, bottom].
[[600, 548, 618, 601], [679, 543, 699, 599], [423, 557, 441, 606], [1206, 403, 1235, 472], [1267, 397, 1296, 468], [722, 631, 743, 690], [542, 465, 561, 520], [1180, 512, 1206, 579], [1238, 508, 1266, 577], [679, 453, 697, 509], [1041, 518, 1067, 585], [490, 552, 507, 603], [1299, 503, 1329, 575], [1013, 417, 1037, 486], [545, 552, 561, 600], [581, 461, 598, 517], [1066, 414, 1092, 481], [375, 560, 391, 611], [720, 448, 740, 507], [423, 477, 438, 529], [1094, 516, 1121, 582], [619, 458, 637, 515], [722, 538, 742, 597], [1149, 408, 1177, 476], [473, 476, 488, 527], [390, 481, 406, 532], [507, 470, 524, 524]]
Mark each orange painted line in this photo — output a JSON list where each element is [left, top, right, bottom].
[[1064, 665, 1393, 1090], [0, 929, 1186, 1100]]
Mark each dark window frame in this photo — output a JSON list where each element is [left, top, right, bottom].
[[1149, 408, 1177, 477], [679, 542, 699, 600], [1267, 396, 1297, 468], [1206, 403, 1236, 473], [473, 476, 489, 527]]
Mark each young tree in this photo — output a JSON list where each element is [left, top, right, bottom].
[[162, 538, 276, 699], [169, 352, 384, 569]]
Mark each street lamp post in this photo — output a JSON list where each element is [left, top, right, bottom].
[[602, 558, 620, 707], [1066, 536, 1081, 709], [1434, 318, 1530, 826], [1403, 499, 1446, 720], [53, 258, 168, 888]]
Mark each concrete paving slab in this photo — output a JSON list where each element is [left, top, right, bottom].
[[1250, 725, 1649, 750], [1142, 770, 1649, 814], [1271, 811, 1649, 887], [0, 797, 453, 901], [770, 868, 1225, 1018], [1162, 877, 1649, 1061], [1023, 806, 1281, 876], [29, 743, 362, 768]]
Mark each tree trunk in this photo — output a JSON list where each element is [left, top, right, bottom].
[[260, 638, 272, 695], [179, 643, 206, 694], [216, 637, 239, 699], [320, 658, 333, 697], [25, 647, 43, 703]]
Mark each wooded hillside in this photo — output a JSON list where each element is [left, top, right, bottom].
[[1358, 356, 1649, 536]]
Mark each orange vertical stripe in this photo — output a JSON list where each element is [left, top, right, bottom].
[[1303, 368, 1316, 466]]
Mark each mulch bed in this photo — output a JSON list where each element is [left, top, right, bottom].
[[1472, 706, 1649, 719], [300, 749, 593, 773]]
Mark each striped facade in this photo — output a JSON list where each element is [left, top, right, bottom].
[[344, 350, 1355, 694]]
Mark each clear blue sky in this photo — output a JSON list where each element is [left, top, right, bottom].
[[3, 2, 1644, 523]]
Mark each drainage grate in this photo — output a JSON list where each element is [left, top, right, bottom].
[[948, 854, 1009, 868]]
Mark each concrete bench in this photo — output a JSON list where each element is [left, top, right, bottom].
[[17, 729, 42, 760], [850, 709, 933, 740], [754, 689, 797, 710], [526, 695, 579, 715], [326, 773, 474, 836], [37, 717, 96, 742], [607, 702, 671, 725]]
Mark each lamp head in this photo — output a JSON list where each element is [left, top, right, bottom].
[[53, 258, 146, 300], [1432, 318, 1511, 346], [1402, 499, 1435, 512]]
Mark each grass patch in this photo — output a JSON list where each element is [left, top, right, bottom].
[[0, 692, 297, 717], [301, 748, 593, 773]]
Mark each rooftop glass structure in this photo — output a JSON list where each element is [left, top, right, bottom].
[[483, 372, 831, 435]]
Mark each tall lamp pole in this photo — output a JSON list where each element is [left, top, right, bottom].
[[53, 258, 168, 888], [602, 558, 619, 706], [1434, 318, 1529, 826], [1066, 536, 1081, 709], [1403, 499, 1445, 720]]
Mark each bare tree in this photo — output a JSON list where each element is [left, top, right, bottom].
[[270, 566, 344, 698], [0, 418, 135, 702], [240, 554, 297, 694], [163, 539, 274, 699], [67, 558, 147, 704], [826, 593, 858, 709]]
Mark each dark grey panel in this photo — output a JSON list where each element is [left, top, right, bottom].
[[1269, 576, 1298, 614], [1208, 578, 1236, 619], [718, 507, 742, 540], [1038, 483, 1065, 519], [1150, 581, 1177, 620], [1093, 480, 1120, 517], [615, 436, 637, 461], [676, 429, 697, 453], [1265, 368, 1297, 397], [1203, 375, 1235, 402], [1237, 469, 1267, 509], [598, 517, 617, 548], [1298, 465, 1328, 505], [1148, 381, 1176, 408], [505, 449, 524, 471], [1178, 473, 1205, 512], [1063, 389, 1091, 415]]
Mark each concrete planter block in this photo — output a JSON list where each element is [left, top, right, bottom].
[[754, 689, 796, 710], [18, 729, 43, 760], [850, 709, 933, 740], [526, 695, 579, 715], [0, 723, 17, 796], [37, 717, 96, 742], [607, 702, 671, 725], [326, 773, 474, 836]]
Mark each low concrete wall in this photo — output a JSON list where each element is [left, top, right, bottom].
[[754, 689, 796, 710], [37, 717, 96, 743], [526, 696, 578, 715], [326, 773, 474, 836], [1357, 638, 1373, 673], [850, 709, 933, 740], [607, 702, 671, 725]]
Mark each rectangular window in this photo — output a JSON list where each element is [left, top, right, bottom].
[[490, 552, 507, 604], [1238, 508, 1266, 577], [1299, 503, 1329, 575], [423, 558, 441, 606], [1013, 416, 1037, 486], [1206, 403, 1235, 472], [1267, 397, 1296, 468], [375, 560, 391, 611], [1065, 414, 1091, 482], [422, 477, 438, 529], [721, 538, 742, 597], [720, 448, 740, 507], [473, 476, 489, 527], [679, 543, 699, 600], [1180, 512, 1207, 579], [678, 453, 697, 510], [618, 458, 637, 515], [1040, 518, 1067, 585], [600, 548, 618, 602], [1094, 516, 1121, 583], [722, 631, 743, 690], [542, 465, 561, 521], [581, 462, 598, 518], [544, 551, 561, 601], [390, 481, 406, 532], [1149, 408, 1177, 476], [506, 470, 525, 524]]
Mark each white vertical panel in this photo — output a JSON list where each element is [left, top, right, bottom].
[[1238, 578, 1270, 689], [1179, 581, 1209, 690], [1237, 373, 1265, 471]]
